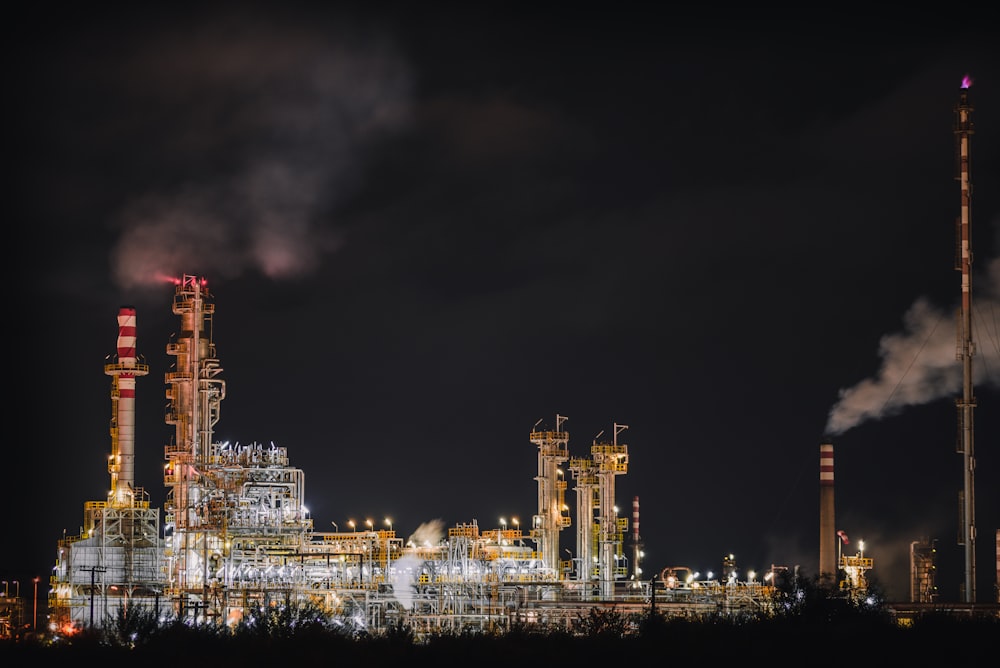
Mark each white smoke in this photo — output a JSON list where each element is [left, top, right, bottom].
[[108, 13, 413, 289], [826, 255, 1000, 436], [389, 519, 446, 612]]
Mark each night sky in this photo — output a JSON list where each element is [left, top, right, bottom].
[[9, 5, 1000, 609]]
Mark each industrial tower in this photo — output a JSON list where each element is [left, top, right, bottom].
[[953, 75, 977, 604], [529, 415, 571, 574], [50, 307, 161, 633], [592, 424, 629, 599], [818, 443, 836, 589]]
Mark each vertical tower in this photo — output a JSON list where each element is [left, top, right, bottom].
[[50, 306, 161, 632], [568, 455, 597, 584], [529, 415, 570, 574], [630, 496, 642, 582], [818, 442, 836, 589], [163, 275, 227, 608], [104, 306, 149, 505], [909, 538, 938, 603], [593, 423, 628, 599], [953, 75, 977, 604]]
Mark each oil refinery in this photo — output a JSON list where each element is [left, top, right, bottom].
[[36, 79, 999, 641], [48, 276, 787, 636]]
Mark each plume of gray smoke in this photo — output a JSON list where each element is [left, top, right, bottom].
[[826, 255, 1000, 436], [109, 15, 413, 289]]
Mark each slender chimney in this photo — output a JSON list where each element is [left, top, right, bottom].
[[104, 306, 149, 505], [954, 75, 977, 603], [631, 496, 641, 580], [818, 442, 836, 588]]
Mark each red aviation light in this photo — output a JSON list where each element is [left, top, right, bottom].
[[961, 74, 973, 89]]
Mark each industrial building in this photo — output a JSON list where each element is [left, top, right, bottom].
[[48, 275, 785, 637], [44, 80, 997, 640]]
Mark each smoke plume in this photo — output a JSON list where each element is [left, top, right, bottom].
[[108, 12, 413, 289], [826, 255, 1000, 436], [389, 519, 446, 611]]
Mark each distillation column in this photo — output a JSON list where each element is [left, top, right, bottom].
[[529, 415, 570, 574], [163, 275, 227, 612], [953, 76, 977, 604], [569, 456, 597, 584], [593, 423, 628, 599]]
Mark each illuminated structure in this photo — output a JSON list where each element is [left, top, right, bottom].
[[953, 75, 977, 604], [50, 307, 161, 633], [48, 275, 776, 636], [909, 538, 938, 603], [839, 540, 873, 597], [528, 416, 570, 575], [629, 496, 643, 584]]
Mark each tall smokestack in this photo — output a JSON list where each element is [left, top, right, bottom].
[[954, 75, 977, 604], [631, 496, 641, 580], [104, 306, 149, 505], [818, 442, 836, 588]]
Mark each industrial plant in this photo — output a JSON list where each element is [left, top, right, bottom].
[[36, 80, 997, 641], [47, 276, 788, 637]]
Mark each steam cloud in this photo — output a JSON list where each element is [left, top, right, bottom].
[[826, 255, 1000, 436], [389, 519, 445, 611], [108, 15, 413, 289]]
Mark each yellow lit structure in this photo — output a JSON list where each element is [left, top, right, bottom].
[[48, 275, 777, 638]]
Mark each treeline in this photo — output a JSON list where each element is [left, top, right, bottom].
[[3, 585, 996, 664]]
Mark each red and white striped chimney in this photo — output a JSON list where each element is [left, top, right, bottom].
[[631, 496, 642, 580], [819, 443, 836, 588], [105, 306, 148, 500], [117, 307, 138, 491], [632, 496, 640, 544]]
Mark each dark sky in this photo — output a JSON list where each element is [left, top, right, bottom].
[[9, 5, 1000, 607]]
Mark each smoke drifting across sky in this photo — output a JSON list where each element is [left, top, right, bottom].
[[826, 254, 1000, 436], [107, 13, 414, 290]]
